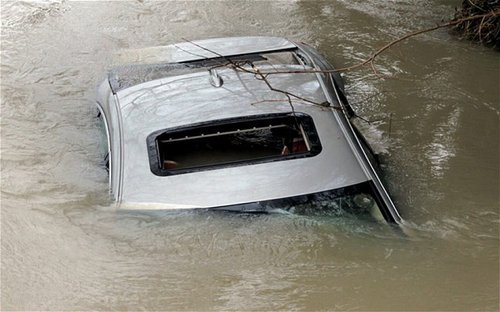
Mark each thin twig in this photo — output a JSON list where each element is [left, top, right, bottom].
[[478, 15, 486, 42], [180, 38, 225, 58], [250, 63, 321, 110], [467, 0, 486, 12], [173, 44, 210, 60]]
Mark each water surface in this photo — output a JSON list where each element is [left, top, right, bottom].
[[1, 1, 498, 310]]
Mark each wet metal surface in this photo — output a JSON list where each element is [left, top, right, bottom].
[[1, 1, 498, 310]]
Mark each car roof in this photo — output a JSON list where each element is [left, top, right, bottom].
[[111, 65, 369, 206]]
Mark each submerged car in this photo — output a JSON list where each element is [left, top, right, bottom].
[[95, 36, 402, 224]]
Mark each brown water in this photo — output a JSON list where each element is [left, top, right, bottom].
[[1, 1, 498, 310]]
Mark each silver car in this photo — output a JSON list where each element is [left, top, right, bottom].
[[96, 36, 402, 224]]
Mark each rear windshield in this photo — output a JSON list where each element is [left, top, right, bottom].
[[147, 113, 321, 176], [109, 50, 301, 93]]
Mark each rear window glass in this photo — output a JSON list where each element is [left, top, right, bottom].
[[109, 51, 301, 93], [147, 113, 321, 176]]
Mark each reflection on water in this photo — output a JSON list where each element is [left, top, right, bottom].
[[1, 0, 498, 310], [425, 107, 460, 179]]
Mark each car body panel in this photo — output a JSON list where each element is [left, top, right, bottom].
[[115, 67, 368, 207], [113, 36, 295, 65], [96, 36, 403, 224]]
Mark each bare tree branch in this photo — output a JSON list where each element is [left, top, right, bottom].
[[177, 11, 498, 125], [236, 9, 500, 76]]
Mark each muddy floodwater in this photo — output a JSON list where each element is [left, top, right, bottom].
[[1, 1, 498, 310]]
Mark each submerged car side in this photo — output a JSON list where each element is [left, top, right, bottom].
[[96, 37, 402, 224]]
